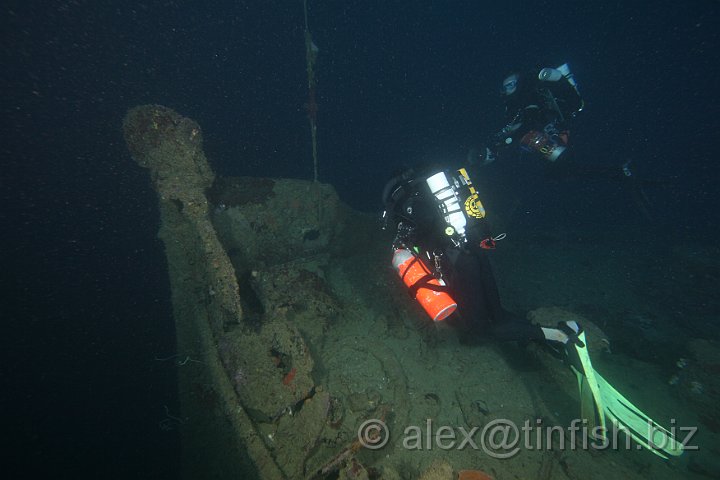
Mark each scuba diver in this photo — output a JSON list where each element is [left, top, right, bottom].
[[480, 63, 584, 164], [382, 165, 583, 345], [381, 164, 683, 459], [473, 63, 655, 220]]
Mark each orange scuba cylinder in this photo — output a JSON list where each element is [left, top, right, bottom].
[[392, 248, 457, 321]]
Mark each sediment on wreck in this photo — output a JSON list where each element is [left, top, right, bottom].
[[122, 104, 360, 480], [122, 105, 282, 479], [119, 105, 693, 480]]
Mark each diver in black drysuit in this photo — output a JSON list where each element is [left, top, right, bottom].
[[382, 166, 575, 345], [479, 63, 584, 165]]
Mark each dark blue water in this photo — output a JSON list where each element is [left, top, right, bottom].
[[3, 1, 718, 478]]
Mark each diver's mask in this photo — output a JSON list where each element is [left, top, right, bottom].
[[502, 74, 519, 96]]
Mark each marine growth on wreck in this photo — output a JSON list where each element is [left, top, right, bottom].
[[123, 105, 719, 480]]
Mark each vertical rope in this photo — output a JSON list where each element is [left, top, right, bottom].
[[304, 0, 319, 183]]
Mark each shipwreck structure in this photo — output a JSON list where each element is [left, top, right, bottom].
[[122, 105, 704, 480]]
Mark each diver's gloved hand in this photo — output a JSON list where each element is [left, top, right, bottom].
[[482, 147, 496, 166]]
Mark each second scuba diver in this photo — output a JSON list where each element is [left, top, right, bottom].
[[480, 63, 584, 165]]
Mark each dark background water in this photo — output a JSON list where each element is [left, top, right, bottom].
[[2, 1, 718, 478]]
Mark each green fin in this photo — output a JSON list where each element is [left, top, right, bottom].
[[595, 371, 684, 459], [572, 333, 683, 459], [572, 332, 606, 433], [578, 373, 603, 433]]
